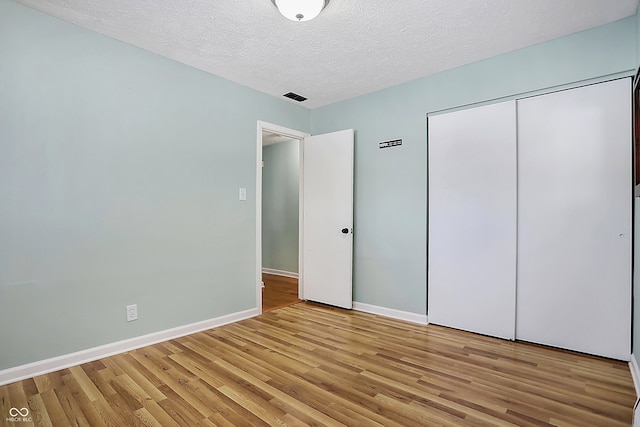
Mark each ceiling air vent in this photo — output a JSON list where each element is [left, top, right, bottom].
[[283, 92, 307, 102]]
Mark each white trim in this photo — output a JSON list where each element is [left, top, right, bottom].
[[298, 136, 305, 300], [352, 302, 428, 325], [630, 354, 640, 397], [262, 268, 299, 279], [256, 121, 309, 310], [256, 122, 264, 314], [428, 72, 634, 118], [631, 355, 640, 426], [258, 121, 309, 141], [0, 307, 259, 387]]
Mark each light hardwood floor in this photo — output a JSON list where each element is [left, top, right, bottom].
[[262, 273, 301, 313], [0, 302, 635, 426]]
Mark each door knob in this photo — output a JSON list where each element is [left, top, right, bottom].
[[341, 228, 349, 234]]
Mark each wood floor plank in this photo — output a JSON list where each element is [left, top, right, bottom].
[[7, 381, 30, 417], [110, 374, 151, 411], [39, 389, 70, 427], [54, 384, 91, 426], [131, 406, 163, 427], [33, 373, 61, 394], [68, 365, 104, 402], [139, 399, 181, 427], [155, 386, 207, 426], [109, 354, 167, 401], [27, 393, 54, 427], [103, 390, 150, 427], [262, 273, 302, 313], [62, 373, 119, 427], [216, 384, 288, 426], [213, 357, 344, 427], [0, 302, 634, 426]]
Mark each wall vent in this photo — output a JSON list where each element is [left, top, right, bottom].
[[283, 92, 307, 102]]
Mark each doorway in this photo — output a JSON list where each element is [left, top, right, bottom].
[[256, 122, 355, 313], [256, 122, 309, 313]]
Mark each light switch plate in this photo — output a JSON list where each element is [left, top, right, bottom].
[[239, 187, 247, 201]]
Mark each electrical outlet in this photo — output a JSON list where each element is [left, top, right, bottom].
[[126, 304, 138, 322]]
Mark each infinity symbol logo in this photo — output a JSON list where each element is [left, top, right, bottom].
[[9, 407, 29, 417]]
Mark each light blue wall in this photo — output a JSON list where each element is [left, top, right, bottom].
[[262, 140, 299, 273], [0, 0, 309, 370], [311, 17, 636, 315]]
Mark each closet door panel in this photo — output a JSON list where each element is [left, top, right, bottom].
[[428, 101, 517, 340], [516, 79, 631, 360]]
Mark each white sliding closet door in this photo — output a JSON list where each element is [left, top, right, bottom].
[[516, 79, 631, 361], [428, 101, 517, 340]]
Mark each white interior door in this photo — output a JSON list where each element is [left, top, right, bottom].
[[302, 129, 354, 309], [516, 79, 631, 361], [428, 101, 517, 340]]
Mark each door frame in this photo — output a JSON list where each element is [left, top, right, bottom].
[[256, 121, 310, 313]]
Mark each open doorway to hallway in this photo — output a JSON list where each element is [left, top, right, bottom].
[[257, 122, 308, 313], [256, 121, 355, 313]]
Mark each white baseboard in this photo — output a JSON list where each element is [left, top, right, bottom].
[[262, 268, 298, 279], [352, 302, 428, 325], [0, 307, 260, 387]]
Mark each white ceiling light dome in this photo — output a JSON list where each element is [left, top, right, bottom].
[[272, 0, 330, 22]]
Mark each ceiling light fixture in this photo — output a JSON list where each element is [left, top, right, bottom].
[[271, 0, 330, 22]]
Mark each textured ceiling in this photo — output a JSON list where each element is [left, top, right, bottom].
[[16, 0, 640, 108]]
